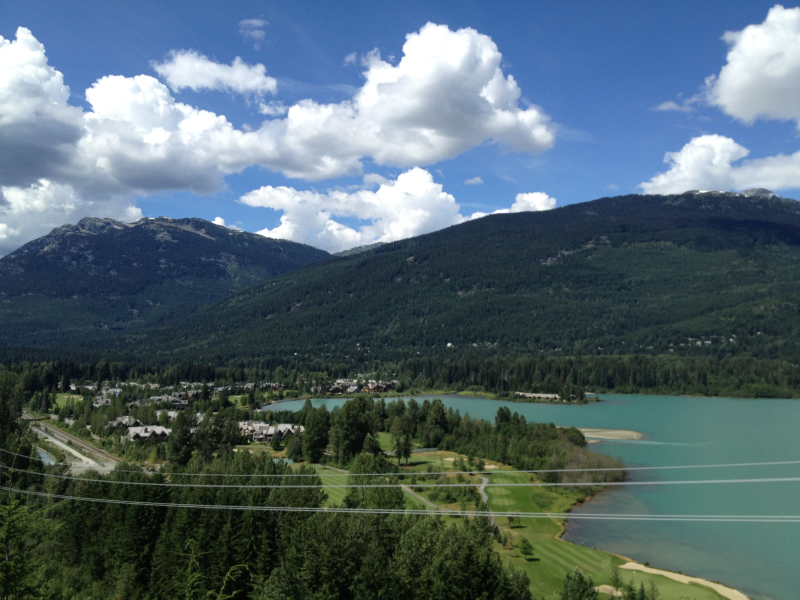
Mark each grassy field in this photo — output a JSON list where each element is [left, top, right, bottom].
[[54, 393, 83, 408], [355, 450, 728, 600], [484, 470, 726, 599]]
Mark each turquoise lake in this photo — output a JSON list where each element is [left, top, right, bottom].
[[266, 394, 800, 600]]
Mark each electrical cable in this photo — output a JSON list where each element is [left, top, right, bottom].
[[3, 464, 799, 489], [3, 485, 799, 522], [5, 446, 800, 479]]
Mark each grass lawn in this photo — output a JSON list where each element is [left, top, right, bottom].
[[277, 448, 728, 599], [376, 431, 394, 451], [394, 451, 726, 599], [484, 471, 726, 600], [54, 393, 83, 408]]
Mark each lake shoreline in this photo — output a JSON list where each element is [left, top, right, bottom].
[[556, 491, 751, 600]]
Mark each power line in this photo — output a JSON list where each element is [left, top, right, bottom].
[[3, 465, 799, 489], [3, 485, 799, 522], [6, 446, 800, 479]]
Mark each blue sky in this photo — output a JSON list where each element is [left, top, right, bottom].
[[1, 1, 798, 254]]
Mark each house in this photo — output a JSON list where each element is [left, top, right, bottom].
[[92, 397, 112, 408], [108, 415, 140, 429], [328, 385, 343, 394], [238, 421, 304, 443], [125, 426, 171, 443], [346, 385, 361, 394], [515, 392, 560, 401]]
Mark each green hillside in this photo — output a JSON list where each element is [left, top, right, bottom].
[[133, 191, 800, 364], [0, 216, 331, 348]]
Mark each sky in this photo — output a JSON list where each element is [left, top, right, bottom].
[[1, 1, 799, 255]]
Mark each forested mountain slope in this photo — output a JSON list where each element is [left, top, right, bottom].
[[0, 217, 331, 348], [137, 191, 800, 364]]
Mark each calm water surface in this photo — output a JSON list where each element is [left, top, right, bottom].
[[268, 394, 800, 600]]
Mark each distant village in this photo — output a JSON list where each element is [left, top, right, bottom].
[[54, 377, 400, 445]]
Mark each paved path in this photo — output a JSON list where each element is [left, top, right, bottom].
[[479, 477, 498, 526], [400, 484, 445, 511]]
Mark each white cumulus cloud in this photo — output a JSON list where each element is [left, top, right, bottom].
[[152, 50, 277, 95], [0, 24, 557, 254], [242, 168, 557, 252], [212, 216, 241, 230], [707, 5, 800, 128], [464, 176, 484, 185], [241, 168, 463, 252], [640, 134, 800, 194], [468, 191, 557, 219], [508, 192, 557, 212]]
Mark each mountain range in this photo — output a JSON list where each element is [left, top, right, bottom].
[[0, 217, 330, 353], [2, 190, 800, 365]]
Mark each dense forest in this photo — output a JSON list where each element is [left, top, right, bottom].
[[0, 365, 631, 599], [122, 192, 800, 365], [0, 216, 330, 351], [2, 193, 800, 368], [3, 350, 798, 401]]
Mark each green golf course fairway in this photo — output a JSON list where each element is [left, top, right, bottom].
[[294, 452, 730, 599]]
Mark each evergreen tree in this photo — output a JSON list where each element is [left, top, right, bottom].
[[302, 405, 329, 463], [560, 568, 598, 600], [168, 410, 196, 465]]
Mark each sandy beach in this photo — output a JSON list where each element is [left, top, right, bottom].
[[620, 562, 750, 600]]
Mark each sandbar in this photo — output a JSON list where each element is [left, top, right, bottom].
[[620, 562, 750, 600], [579, 428, 643, 441]]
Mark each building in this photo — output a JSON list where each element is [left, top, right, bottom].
[[108, 416, 140, 429], [125, 426, 171, 443], [238, 421, 304, 444]]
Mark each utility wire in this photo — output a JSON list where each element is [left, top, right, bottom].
[[2, 485, 799, 522], [3, 465, 799, 489], [4, 447, 800, 479]]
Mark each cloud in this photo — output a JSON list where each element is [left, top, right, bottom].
[[241, 168, 462, 252], [152, 50, 277, 95], [464, 176, 484, 185], [239, 18, 268, 48], [241, 168, 557, 252], [258, 101, 288, 116], [508, 192, 557, 212], [0, 24, 556, 254], [212, 216, 241, 230], [343, 52, 358, 66], [0, 179, 142, 253], [640, 134, 800, 194], [0, 223, 19, 241], [469, 191, 557, 219], [706, 5, 800, 128], [653, 100, 692, 113]]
